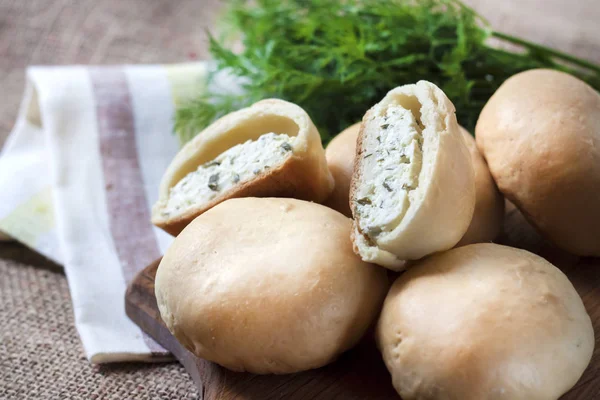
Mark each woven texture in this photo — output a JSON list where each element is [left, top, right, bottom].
[[0, 0, 220, 148], [0, 244, 198, 399], [0, 0, 218, 398], [1, 0, 600, 398]]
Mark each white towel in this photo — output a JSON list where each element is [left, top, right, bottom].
[[0, 63, 217, 363]]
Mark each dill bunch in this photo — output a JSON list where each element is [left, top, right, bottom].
[[174, 0, 600, 144]]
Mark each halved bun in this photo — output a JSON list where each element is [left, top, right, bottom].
[[152, 99, 334, 236], [350, 81, 475, 269]]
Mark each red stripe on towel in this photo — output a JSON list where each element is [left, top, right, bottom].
[[90, 68, 167, 356]]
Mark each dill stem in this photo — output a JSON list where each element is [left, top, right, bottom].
[[492, 31, 600, 74]]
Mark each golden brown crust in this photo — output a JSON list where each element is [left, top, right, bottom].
[[377, 243, 594, 400], [154, 154, 331, 236], [152, 99, 334, 236], [349, 116, 368, 219], [456, 127, 505, 246], [155, 198, 389, 374], [475, 69, 600, 256], [323, 123, 360, 217]]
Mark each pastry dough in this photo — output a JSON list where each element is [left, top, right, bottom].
[[152, 99, 334, 236], [377, 243, 594, 400], [323, 122, 360, 217], [350, 81, 475, 269], [155, 198, 388, 374], [455, 127, 504, 246], [476, 69, 600, 256]]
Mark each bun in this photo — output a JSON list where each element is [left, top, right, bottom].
[[152, 99, 334, 236], [476, 69, 600, 256], [377, 243, 594, 400], [350, 81, 475, 269], [455, 127, 504, 246], [323, 123, 360, 217], [155, 197, 388, 374]]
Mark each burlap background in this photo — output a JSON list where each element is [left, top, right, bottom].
[[1, 0, 599, 399], [0, 1, 220, 398]]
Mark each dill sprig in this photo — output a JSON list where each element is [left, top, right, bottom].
[[174, 0, 600, 144]]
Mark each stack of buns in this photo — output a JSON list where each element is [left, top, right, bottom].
[[152, 72, 596, 399]]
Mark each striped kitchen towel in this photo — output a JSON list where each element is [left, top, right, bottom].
[[0, 63, 232, 363]]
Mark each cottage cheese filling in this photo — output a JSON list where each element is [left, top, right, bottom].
[[163, 132, 295, 217], [353, 104, 424, 242]]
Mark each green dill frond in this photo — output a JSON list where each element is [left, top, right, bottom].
[[174, 0, 600, 145]]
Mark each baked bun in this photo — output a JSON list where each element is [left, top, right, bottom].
[[377, 243, 594, 400], [155, 197, 388, 374], [324, 123, 360, 217], [152, 99, 334, 236], [476, 69, 600, 256], [455, 127, 504, 246], [350, 81, 475, 270]]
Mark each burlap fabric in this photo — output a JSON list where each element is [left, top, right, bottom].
[[2, 0, 600, 399], [0, 245, 197, 399], [0, 0, 219, 398]]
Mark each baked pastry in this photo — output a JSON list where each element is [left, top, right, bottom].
[[350, 81, 475, 269], [377, 243, 594, 400], [455, 127, 504, 246], [324, 124, 503, 247], [323, 122, 360, 217], [152, 99, 334, 236], [476, 69, 600, 256], [155, 197, 388, 374]]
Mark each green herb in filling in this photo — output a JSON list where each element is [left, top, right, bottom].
[[208, 173, 220, 191], [368, 226, 382, 237], [280, 142, 292, 152], [203, 160, 221, 168], [357, 197, 372, 206]]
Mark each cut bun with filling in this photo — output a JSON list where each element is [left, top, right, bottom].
[[152, 99, 334, 236], [350, 81, 475, 270]]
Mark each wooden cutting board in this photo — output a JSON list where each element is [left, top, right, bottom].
[[125, 202, 600, 399]]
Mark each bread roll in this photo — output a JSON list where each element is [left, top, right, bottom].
[[152, 99, 334, 236], [325, 124, 503, 246], [476, 69, 600, 256], [377, 243, 594, 400], [324, 123, 360, 217], [455, 127, 504, 246], [350, 81, 475, 270], [155, 197, 388, 374]]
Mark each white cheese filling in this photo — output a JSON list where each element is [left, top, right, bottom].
[[163, 132, 296, 217], [353, 104, 423, 243]]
